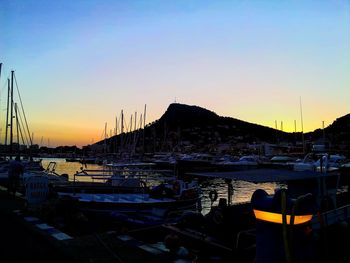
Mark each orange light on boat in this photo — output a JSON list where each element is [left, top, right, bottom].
[[253, 209, 313, 225]]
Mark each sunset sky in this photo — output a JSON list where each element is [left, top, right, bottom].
[[1, 0, 349, 147]]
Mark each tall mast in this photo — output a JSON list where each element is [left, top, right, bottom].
[[133, 111, 137, 153], [322, 121, 325, 144], [299, 96, 305, 154], [143, 104, 146, 154], [275, 120, 278, 143], [5, 78, 10, 146], [115, 115, 118, 153], [15, 103, 19, 145], [10, 70, 14, 157], [104, 122, 107, 154], [134, 112, 137, 133], [130, 115, 133, 133], [121, 110, 124, 153], [294, 119, 297, 143], [0, 63, 2, 144]]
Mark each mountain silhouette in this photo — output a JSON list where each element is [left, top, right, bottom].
[[94, 103, 350, 154]]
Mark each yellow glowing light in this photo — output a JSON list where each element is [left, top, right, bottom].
[[253, 209, 313, 225]]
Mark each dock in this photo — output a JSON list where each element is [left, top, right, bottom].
[[0, 187, 176, 263]]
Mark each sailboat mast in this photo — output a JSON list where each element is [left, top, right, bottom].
[[104, 122, 107, 154], [143, 104, 146, 154], [10, 70, 14, 157], [0, 63, 2, 144], [134, 112, 137, 133], [299, 96, 305, 154], [115, 115, 118, 153], [5, 79, 10, 146], [15, 103, 20, 145], [121, 110, 124, 153]]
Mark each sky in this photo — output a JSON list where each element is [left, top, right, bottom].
[[1, 0, 349, 147]]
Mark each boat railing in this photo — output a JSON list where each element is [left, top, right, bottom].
[[311, 203, 350, 230], [73, 168, 176, 185], [44, 161, 60, 176]]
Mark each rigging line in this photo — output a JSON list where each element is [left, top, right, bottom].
[[14, 73, 33, 145], [17, 106, 30, 146], [15, 103, 20, 145], [16, 104, 29, 145], [17, 109, 26, 146]]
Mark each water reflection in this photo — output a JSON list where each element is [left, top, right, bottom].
[[40, 158, 102, 182], [199, 178, 282, 214], [40, 158, 283, 215]]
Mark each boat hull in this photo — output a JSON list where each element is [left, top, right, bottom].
[[58, 192, 201, 214]]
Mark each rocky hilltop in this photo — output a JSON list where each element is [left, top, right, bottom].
[[95, 103, 350, 154]]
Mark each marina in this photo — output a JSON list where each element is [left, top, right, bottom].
[[0, 154, 350, 262], [2, 1, 350, 262]]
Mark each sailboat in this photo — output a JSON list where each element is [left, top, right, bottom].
[[0, 67, 48, 190]]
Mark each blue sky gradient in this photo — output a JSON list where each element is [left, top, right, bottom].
[[1, 0, 349, 146]]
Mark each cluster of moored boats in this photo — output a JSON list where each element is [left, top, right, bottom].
[[1, 152, 350, 262]]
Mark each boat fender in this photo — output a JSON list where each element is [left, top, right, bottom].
[[209, 190, 218, 203]]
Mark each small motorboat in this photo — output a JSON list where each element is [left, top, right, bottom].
[[55, 177, 203, 224]]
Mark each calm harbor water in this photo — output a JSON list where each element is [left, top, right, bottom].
[[40, 158, 281, 215]]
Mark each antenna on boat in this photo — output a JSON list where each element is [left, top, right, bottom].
[[299, 96, 305, 154]]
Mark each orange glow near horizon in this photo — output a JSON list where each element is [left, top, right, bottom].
[[2, 1, 349, 147], [19, 104, 346, 148]]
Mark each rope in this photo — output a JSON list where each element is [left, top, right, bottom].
[[16, 109, 26, 145], [16, 104, 30, 145], [14, 73, 32, 145]]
